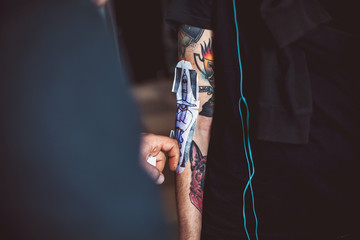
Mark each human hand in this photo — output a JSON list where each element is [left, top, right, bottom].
[[140, 133, 180, 184]]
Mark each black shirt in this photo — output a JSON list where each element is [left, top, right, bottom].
[[167, 1, 360, 239]]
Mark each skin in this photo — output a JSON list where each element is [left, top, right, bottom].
[[176, 25, 214, 240], [93, 0, 108, 7], [140, 133, 180, 184]]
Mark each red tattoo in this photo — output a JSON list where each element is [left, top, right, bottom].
[[189, 141, 207, 213]]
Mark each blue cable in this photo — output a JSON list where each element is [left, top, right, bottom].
[[232, 0, 259, 239]]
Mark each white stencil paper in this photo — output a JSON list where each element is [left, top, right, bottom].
[[147, 156, 157, 167], [172, 60, 199, 174]]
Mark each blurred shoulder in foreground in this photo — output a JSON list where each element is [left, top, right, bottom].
[[0, 0, 167, 239]]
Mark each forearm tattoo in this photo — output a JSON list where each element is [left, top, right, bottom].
[[199, 86, 213, 95], [194, 39, 215, 117], [173, 61, 200, 174], [178, 25, 204, 58], [179, 25, 215, 117], [189, 141, 207, 213]]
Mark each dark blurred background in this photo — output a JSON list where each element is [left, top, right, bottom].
[[115, 0, 177, 83], [114, 0, 179, 238]]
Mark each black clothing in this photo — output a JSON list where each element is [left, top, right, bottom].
[[168, 0, 334, 144], [0, 0, 166, 239], [167, 0, 360, 239]]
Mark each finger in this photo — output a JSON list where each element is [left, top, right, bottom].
[[140, 133, 180, 171], [140, 160, 165, 184], [139, 134, 153, 161], [155, 173, 165, 185], [155, 151, 166, 172], [150, 145, 162, 157], [141, 133, 162, 157], [154, 136, 180, 171], [167, 150, 180, 171]]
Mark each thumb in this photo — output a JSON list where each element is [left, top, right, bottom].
[[140, 160, 165, 184]]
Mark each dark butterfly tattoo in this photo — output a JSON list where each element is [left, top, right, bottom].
[[189, 141, 207, 213]]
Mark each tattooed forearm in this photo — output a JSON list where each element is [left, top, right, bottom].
[[199, 86, 213, 95], [194, 39, 214, 86], [189, 141, 207, 213], [175, 26, 214, 239], [178, 25, 205, 59], [199, 101, 213, 117], [194, 38, 215, 118]]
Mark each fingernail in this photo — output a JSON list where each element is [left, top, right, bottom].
[[155, 174, 165, 184]]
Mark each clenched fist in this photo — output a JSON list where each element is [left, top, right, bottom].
[[140, 133, 180, 184]]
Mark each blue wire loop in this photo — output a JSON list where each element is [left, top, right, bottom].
[[232, 0, 259, 239]]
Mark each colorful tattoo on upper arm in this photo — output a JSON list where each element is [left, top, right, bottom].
[[178, 25, 205, 58], [189, 141, 207, 213], [194, 39, 215, 117]]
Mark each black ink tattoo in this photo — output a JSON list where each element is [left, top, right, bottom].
[[199, 86, 214, 116], [178, 25, 204, 58], [199, 101, 214, 117], [199, 86, 213, 95], [189, 141, 207, 213]]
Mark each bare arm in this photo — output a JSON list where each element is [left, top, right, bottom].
[[176, 25, 214, 240]]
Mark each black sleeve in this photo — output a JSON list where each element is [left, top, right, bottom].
[[166, 0, 214, 30]]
